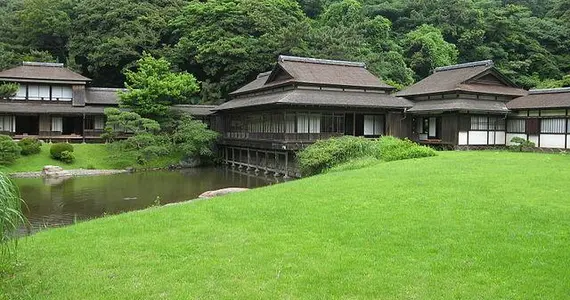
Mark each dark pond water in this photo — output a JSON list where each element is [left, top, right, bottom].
[[14, 167, 281, 234]]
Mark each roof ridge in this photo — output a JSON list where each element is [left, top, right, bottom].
[[435, 60, 494, 73], [529, 87, 570, 94], [86, 87, 126, 91], [278, 55, 366, 68], [22, 62, 64, 68]]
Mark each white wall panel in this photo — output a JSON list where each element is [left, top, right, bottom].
[[468, 131, 488, 145], [506, 133, 527, 145], [540, 134, 566, 149], [529, 135, 539, 145], [495, 131, 506, 145], [458, 132, 468, 145], [488, 131, 495, 144]]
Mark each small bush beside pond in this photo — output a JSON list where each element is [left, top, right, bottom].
[[50, 143, 75, 163], [17, 137, 41, 156], [298, 136, 437, 176], [0, 135, 21, 166]]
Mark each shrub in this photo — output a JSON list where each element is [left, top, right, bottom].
[[0, 135, 21, 165], [50, 143, 74, 161], [0, 171, 25, 272], [509, 137, 535, 152], [59, 151, 75, 164], [375, 136, 437, 162], [297, 136, 375, 176], [17, 137, 42, 156]]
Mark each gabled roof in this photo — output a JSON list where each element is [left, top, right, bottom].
[[507, 87, 570, 109], [174, 105, 218, 116], [0, 62, 91, 84], [407, 99, 508, 114], [85, 88, 124, 105], [230, 55, 394, 96], [217, 88, 412, 111], [396, 61, 527, 98]]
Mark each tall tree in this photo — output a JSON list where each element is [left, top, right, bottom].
[[170, 0, 308, 102], [69, 0, 187, 87], [403, 24, 458, 79]]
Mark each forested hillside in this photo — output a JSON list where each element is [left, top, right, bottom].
[[0, 0, 568, 103]]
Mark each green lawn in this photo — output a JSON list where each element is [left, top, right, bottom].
[[2, 151, 570, 299], [0, 144, 182, 173]]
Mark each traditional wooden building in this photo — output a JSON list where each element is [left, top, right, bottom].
[[506, 88, 570, 149], [0, 62, 216, 141], [396, 60, 528, 148], [215, 55, 413, 175]]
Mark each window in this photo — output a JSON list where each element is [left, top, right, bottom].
[[541, 118, 566, 134], [14, 85, 26, 100], [507, 119, 525, 133], [471, 116, 488, 130], [321, 114, 345, 134], [471, 116, 505, 131], [52, 86, 73, 101], [85, 116, 105, 130], [309, 113, 321, 133], [51, 117, 63, 132], [39, 85, 50, 100], [0, 116, 15, 132], [364, 115, 384, 136], [28, 85, 40, 100], [285, 113, 295, 133]]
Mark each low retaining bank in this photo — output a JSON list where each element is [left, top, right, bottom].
[[10, 169, 128, 178]]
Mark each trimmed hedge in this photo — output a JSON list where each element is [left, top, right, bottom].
[[0, 135, 21, 165], [50, 143, 74, 163], [17, 137, 42, 156], [298, 136, 437, 176]]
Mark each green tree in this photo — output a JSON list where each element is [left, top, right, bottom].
[[119, 53, 200, 119], [69, 0, 187, 86], [170, 0, 308, 101], [0, 83, 18, 99], [172, 115, 219, 158], [403, 24, 458, 79]]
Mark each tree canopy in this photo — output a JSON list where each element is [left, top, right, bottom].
[[0, 0, 568, 100]]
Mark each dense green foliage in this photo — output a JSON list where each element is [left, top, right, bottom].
[[0, 171, 24, 274], [0, 0, 568, 100], [0, 136, 21, 166], [49, 143, 74, 163], [0, 83, 18, 99], [17, 137, 41, 156], [120, 53, 200, 118], [297, 136, 436, 175], [3, 152, 570, 298], [509, 136, 536, 152]]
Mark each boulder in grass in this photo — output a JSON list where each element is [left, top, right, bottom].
[[198, 188, 249, 199], [42, 165, 72, 178]]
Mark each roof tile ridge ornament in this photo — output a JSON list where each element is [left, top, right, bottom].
[[434, 60, 494, 73], [22, 61, 65, 68], [529, 87, 570, 94], [278, 55, 366, 68]]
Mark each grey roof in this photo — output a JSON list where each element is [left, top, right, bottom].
[[0, 62, 91, 84], [173, 105, 218, 116], [230, 55, 394, 95], [407, 99, 509, 113], [507, 88, 570, 109], [396, 61, 526, 97], [85, 87, 124, 105], [0, 102, 106, 114], [217, 88, 412, 111]]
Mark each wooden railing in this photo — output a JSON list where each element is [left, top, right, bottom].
[[224, 132, 344, 142]]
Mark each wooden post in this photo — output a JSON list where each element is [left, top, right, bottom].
[[264, 151, 269, 175], [274, 151, 279, 177], [231, 148, 235, 168], [82, 113, 86, 143], [247, 149, 251, 171], [255, 150, 259, 173], [353, 112, 356, 136], [284, 152, 289, 179]]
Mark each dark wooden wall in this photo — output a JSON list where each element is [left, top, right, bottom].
[[386, 112, 412, 138], [441, 114, 459, 144]]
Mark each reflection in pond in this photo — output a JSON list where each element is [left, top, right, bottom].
[[15, 167, 283, 234]]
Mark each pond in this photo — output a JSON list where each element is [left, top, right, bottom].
[[14, 167, 282, 234]]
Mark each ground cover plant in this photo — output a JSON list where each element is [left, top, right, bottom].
[[297, 136, 436, 176], [2, 151, 570, 299]]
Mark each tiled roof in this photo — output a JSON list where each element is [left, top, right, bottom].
[[0, 62, 91, 84], [507, 88, 570, 109], [217, 88, 412, 111], [173, 105, 218, 116], [85, 88, 124, 105], [407, 99, 508, 113], [230, 55, 394, 95], [396, 61, 526, 97]]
